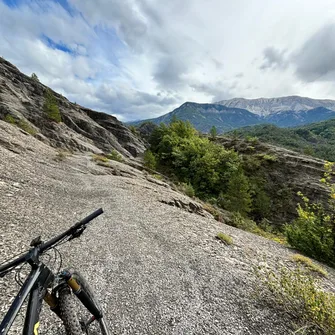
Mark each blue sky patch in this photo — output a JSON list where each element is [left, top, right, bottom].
[[2, 0, 24, 8], [42, 34, 73, 54], [3, 0, 75, 15], [53, 0, 75, 16]]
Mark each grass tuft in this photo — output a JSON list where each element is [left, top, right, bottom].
[[106, 150, 123, 162], [292, 254, 328, 277], [254, 265, 335, 334], [216, 232, 233, 245], [92, 154, 109, 163]]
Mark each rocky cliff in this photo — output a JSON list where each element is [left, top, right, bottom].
[[0, 57, 145, 157], [216, 137, 328, 225]]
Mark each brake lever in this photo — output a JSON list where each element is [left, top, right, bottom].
[[69, 226, 87, 240]]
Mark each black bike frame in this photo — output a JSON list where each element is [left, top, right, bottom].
[[0, 208, 104, 335], [0, 263, 54, 335]]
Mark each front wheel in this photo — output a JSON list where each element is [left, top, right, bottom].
[[58, 270, 110, 335]]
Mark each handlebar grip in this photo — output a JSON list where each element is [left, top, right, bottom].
[[78, 208, 104, 226]]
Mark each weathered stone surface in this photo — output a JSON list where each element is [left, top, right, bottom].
[[1, 123, 335, 335], [0, 57, 146, 157]]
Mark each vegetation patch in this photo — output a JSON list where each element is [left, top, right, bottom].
[[143, 150, 157, 170], [231, 212, 286, 244], [145, 119, 291, 243], [106, 150, 123, 162], [92, 154, 109, 163], [43, 89, 61, 123], [151, 173, 163, 180], [286, 163, 335, 267], [177, 182, 195, 198], [4, 114, 37, 135], [256, 153, 278, 162], [254, 265, 335, 334], [228, 121, 335, 162], [128, 125, 139, 136], [216, 232, 233, 245], [292, 254, 328, 277]]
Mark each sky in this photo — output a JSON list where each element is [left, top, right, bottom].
[[1, 0, 335, 121]]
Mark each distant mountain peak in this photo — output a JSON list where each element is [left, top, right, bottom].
[[216, 96, 335, 116]]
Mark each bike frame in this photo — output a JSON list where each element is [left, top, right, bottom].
[[0, 262, 54, 335], [0, 208, 105, 335]]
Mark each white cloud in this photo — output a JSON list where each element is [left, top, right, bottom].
[[1, 0, 335, 121]]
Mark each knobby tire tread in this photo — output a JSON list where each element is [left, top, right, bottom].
[[58, 270, 107, 335], [59, 288, 84, 335]]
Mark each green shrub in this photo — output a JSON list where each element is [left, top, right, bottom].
[[143, 150, 157, 170], [216, 232, 233, 245], [178, 182, 195, 198], [254, 265, 335, 334], [43, 89, 61, 122], [149, 120, 242, 200], [286, 163, 335, 267], [246, 136, 258, 144], [286, 202, 334, 265], [256, 153, 278, 162], [184, 183, 195, 198], [231, 212, 258, 232], [129, 125, 138, 135], [286, 162, 335, 266], [106, 150, 123, 162]]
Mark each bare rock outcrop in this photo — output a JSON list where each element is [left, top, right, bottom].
[[0, 57, 146, 157]]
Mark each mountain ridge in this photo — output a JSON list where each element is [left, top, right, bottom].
[[129, 101, 335, 133], [217, 96, 335, 116]]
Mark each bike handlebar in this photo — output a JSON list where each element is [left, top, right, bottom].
[[0, 208, 104, 275], [40, 208, 104, 252]]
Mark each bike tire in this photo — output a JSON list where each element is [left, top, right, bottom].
[[58, 270, 110, 335]]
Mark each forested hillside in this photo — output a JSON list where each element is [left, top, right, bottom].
[[228, 119, 335, 162], [143, 119, 335, 268]]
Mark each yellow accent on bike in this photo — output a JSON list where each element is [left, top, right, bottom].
[[34, 322, 40, 335], [44, 291, 57, 308], [67, 277, 80, 292]]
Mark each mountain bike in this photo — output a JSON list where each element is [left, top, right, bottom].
[[0, 208, 110, 335]]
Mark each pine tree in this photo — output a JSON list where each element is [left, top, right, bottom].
[[210, 125, 217, 139], [220, 169, 252, 216]]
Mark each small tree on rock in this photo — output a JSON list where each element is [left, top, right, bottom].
[[31, 73, 39, 82], [143, 150, 157, 170], [210, 126, 217, 139]]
